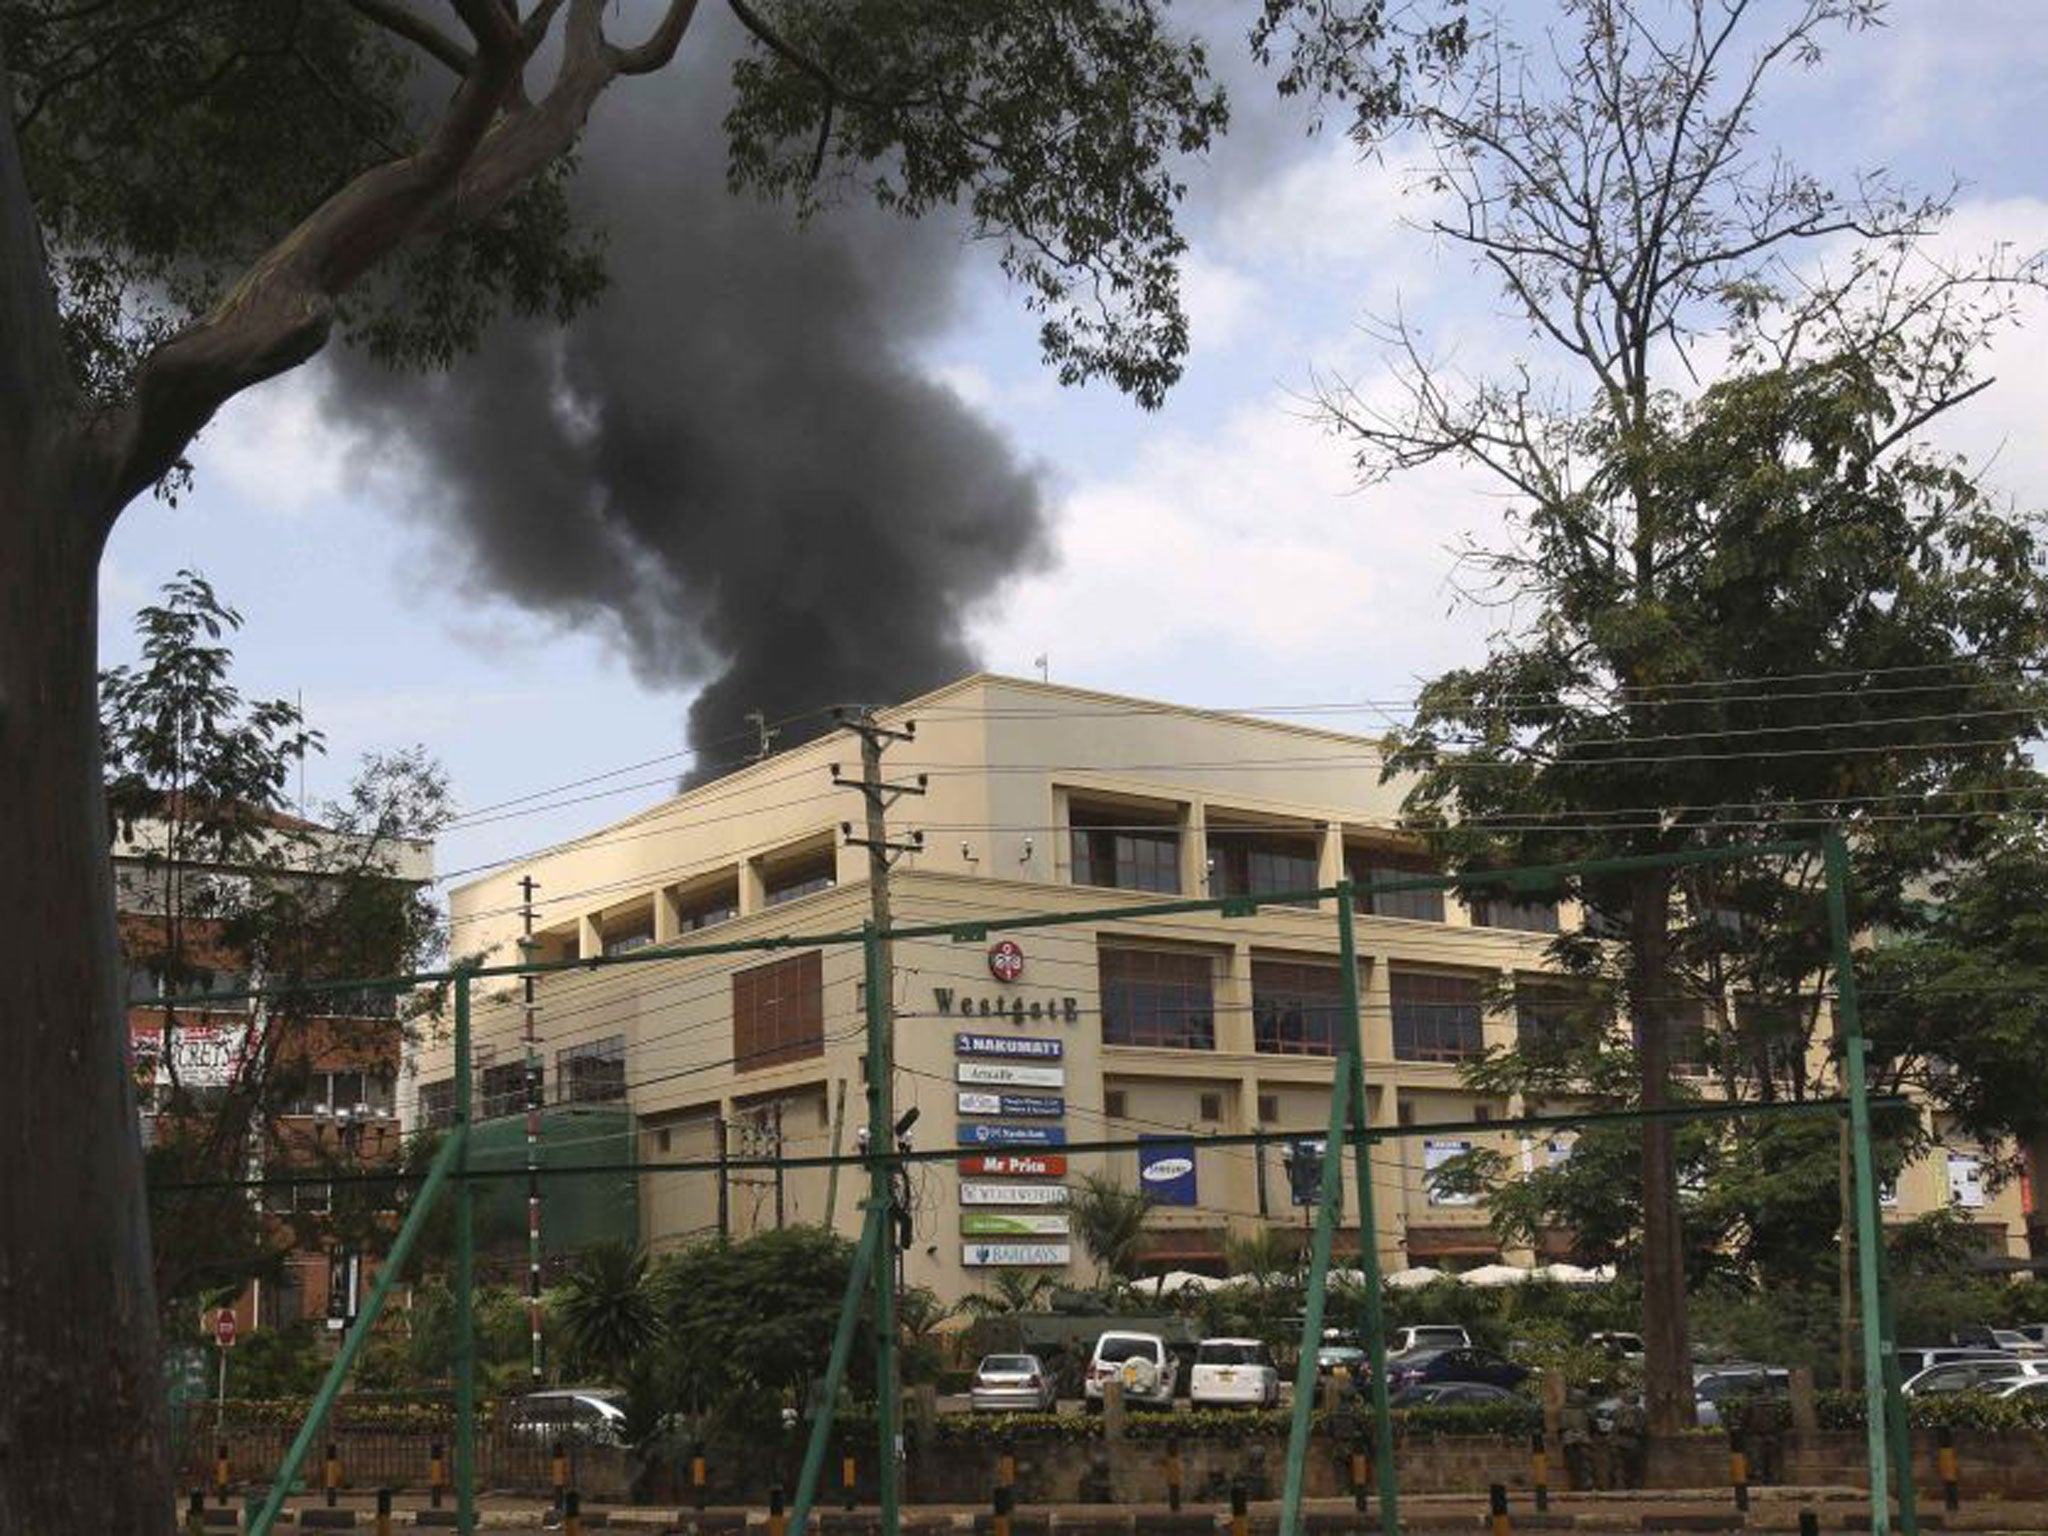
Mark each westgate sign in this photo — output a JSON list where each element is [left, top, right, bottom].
[[936, 988, 1078, 1026], [957, 1152, 1067, 1177], [956, 1061, 1065, 1089]]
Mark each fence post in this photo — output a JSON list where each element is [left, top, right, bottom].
[[1166, 1436, 1183, 1512], [1729, 1432, 1749, 1513], [1230, 1479, 1248, 1536], [375, 1487, 394, 1536], [1530, 1430, 1548, 1514], [1937, 1425, 1959, 1512], [430, 1440, 446, 1509], [325, 1442, 341, 1507], [1489, 1482, 1511, 1536]]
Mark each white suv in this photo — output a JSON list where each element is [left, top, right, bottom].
[[1387, 1325, 1472, 1355], [1085, 1331, 1178, 1408], [1189, 1338, 1280, 1408]]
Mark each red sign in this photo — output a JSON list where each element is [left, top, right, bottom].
[[987, 940, 1025, 983], [214, 1308, 236, 1349], [958, 1152, 1066, 1178]]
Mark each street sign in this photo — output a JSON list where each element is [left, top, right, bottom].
[[1137, 1137, 1198, 1207], [987, 940, 1026, 982], [214, 1307, 236, 1349]]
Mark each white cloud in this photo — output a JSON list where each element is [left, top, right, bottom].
[[193, 363, 356, 517]]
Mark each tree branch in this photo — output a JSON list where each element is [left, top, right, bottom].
[[342, 0, 474, 75]]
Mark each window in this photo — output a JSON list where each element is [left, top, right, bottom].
[[603, 927, 654, 956], [1470, 894, 1561, 934], [559, 1034, 626, 1103], [1104, 1090, 1128, 1119], [1423, 1139, 1479, 1206], [763, 847, 836, 907], [1346, 847, 1444, 922], [1198, 1093, 1223, 1122], [1208, 826, 1318, 905], [479, 1061, 532, 1119], [1947, 1151, 1986, 1210], [1634, 1002, 1712, 1078], [733, 951, 824, 1070], [289, 1070, 396, 1118], [1516, 977, 1594, 1052], [1252, 958, 1345, 1056], [1099, 947, 1214, 1050], [418, 1078, 455, 1130], [1391, 970, 1485, 1062], [1257, 1093, 1278, 1124], [1070, 804, 1181, 893], [677, 881, 739, 933]]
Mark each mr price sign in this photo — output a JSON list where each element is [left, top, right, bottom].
[[958, 1151, 1067, 1178]]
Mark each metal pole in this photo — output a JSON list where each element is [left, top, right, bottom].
[[1279, 1067, 1353, 1536], [824, 1078, 848, 1229], [1824, 831, 1893, 1536], [789, 1206, 886, 1536], [863, 922, 901, 1536], [1337, 883, 1399, 1535], [520, 874, 544, 1386], [454, 970, 478, 1536], [246, 1125, 466, 1536]]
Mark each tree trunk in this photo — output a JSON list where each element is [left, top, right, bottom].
[[0, 448, 172, 1531], [1631, 867, 1695, 1435]]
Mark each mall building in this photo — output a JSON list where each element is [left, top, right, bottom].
[[415, 674, 2028, 1303]]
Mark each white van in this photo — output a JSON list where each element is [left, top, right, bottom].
[[1085, 1331, 1178, 1408]]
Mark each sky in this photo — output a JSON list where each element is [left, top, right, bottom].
[[96, 2, 2048, 896]]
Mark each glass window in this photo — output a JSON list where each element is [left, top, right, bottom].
[[603, 928, 654, 956], [1515, 977, 1596, 1052], [1252, 958, 1345, 1056], [1471, 895, 1561, 933], [1070, 805, 1181, 893], [1100, 947, 1214, 1050], [479, 1061, 532, 1120], [559, 1034, 627, 1103], [1346, 847, 1445, 922], [418, 1077, 455, 1130], [1196, 1341, 1265, 1365], [764, 848, 836, 907], [1633, 1001, 1712, 1078], [1423, 1139, 1479, 1206], [1208, 827, 1318, 905], [328, 1070, 366, 1114], [678, 883, 740, 932], [1391, 970, 1484, 1062]]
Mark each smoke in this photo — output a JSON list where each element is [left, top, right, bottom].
[[329, 20, 1049, 777]]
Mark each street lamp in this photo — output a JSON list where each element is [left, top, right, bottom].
[[310, 1100, 393, 1329]]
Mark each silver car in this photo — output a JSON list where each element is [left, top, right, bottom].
[[970, 1353, 1058, 1412]]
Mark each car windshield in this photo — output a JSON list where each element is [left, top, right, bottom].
[[981, 1357, 1035, 1374], [1199, 1342, 1263, 1365], [1097, 1337, 1160, 1364], [1412, 1329, 1466, 1347], [1698, 1374, 1772, 1402]]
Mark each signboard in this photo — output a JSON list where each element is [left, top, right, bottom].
[[130, 1018, 250, 1090], [1137, 1136, 1198, 1207], [1423, 1139, 1479, 1207], [958, 1152, 1067, 1178], [963, 1242, 1071, 1268], [987, 940, 1026, 982], [957, 1092, 1065, 1119], [960, 1180, 1071, 1206], [214, 1307, 236, 1349], [962, 1212, 1071, 1237], [957, 1061, 1065, 1089], [958, 1123, 1066, 1147], [1284, 1139, 1326, 1207], [955, 1033, 1063, 1060]]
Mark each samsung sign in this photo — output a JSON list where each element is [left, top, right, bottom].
[[955, 1033, 1063, 1060], [1137, 1136, 1198, 1207]]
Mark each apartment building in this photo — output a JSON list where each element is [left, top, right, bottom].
[[425, 675, 2026, 1303]]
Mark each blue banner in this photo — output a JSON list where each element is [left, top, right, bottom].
[[958, 1123, 1067, 1147], [955, 1033, 1064, 1059], [1137, 1136, 1198, 1207]]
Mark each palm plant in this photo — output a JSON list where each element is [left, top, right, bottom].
[[555, 1240, 663, 1384], [1068, 1173, 1155, 1289]]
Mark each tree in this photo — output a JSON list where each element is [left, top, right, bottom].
[[0, 5, 1471, 1523], [1068, 1173, 1155, 1288], [556, 1241, 663, 1385], [1323, 0, 2048, 1431]]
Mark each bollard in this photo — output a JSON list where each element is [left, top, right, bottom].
[[769, 1482, 787, 1536], [1938, 1424, 1960, 1512], [214, 1442, 231, 1504], [1166, 1436, 1183, 1513], [375, 1487, 394, 1536], [185, 1489, 207, 1536], [430, 1439, 446, 1509], [692, 1443, 709, 1511], [1230, 1479, 1249, 1536], [1530, 1429, 1549, 1514], [1728, 1433, 1749, 1514], [565, 1488, 583, 1536], [552, 1438, 570, 1507], [1349, 1440, 1370, 1514], [843, 1450, 859, 1511], [325, 1441, 342, 1508], [993, 1482, 1015, 1536], [1798, 1511, 1819, 1536], [1489, 1481, 1511, 1536], [997, 1441, 1017, 1491]]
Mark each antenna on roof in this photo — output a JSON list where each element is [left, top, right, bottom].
[[745, 709, 780, 763], [1033, 654, 1049, 682]]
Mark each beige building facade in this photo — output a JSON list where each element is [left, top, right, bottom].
[[423, 675, 2027, 1303]]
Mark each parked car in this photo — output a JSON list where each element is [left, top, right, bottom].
[[1949, 1324, 2035, 1351], [505, 1389, 626, 1445], [1995, 1376, 2048, 1400], [1693, 1367, 1790, 1429], [1387, 1325, 1473, 1355], [1895, 1347, 2017, 1379], [1386, 1381, 1539, 1421], [1316, 1344, 1368, 1381], [2011, 1324, 2048, 1349], [1385, 1346, 1527, 1393], [1588, 1331, 1646, 1362], [1085, 1331, 1178, 1408], [969, 1353, 1058, 1413], [1903, 1358, 2048, 1397], [1189, 1338, 1281, 1408]]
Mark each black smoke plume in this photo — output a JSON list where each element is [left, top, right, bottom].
[[330, 22, 1048, 778]]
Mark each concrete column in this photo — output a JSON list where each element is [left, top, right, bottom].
[[1218, 940, 1256, 1055], [1359, 952, 1394, 1062], [577, 913, 602, 959], [653, 885, 680, 944], [1180, 797, 1207, 897], [739, 856, 767, 916], [1317, 822, 1344, 911]]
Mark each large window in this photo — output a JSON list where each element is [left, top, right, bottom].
[[764, 847, 836, 907], [559, 1034, 627, 1103], [287, 1069, 396, 1118], [1100, 946, 1215, 1050], [1070, 804, 1181, 893], [733, 951, 825, 1070], [418, 1077, 455, 1130], [1470, 894, 1561, 934], [1391, 970, 1485, 1062], [676, 880, 739, 933], [1633, 1002, 1712, 1078], [1346, 847, 1445, 922], [479, 1060, 534, 1120], [1252, 958, 1345, 1056], [1209, 826, 1318, 905], [1515, 976, 1595, 1052]]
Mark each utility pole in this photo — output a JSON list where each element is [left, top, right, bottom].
[[715, 1113, 730, 1239], [832, 707, 925, 1536], [772, 1101, 787, 1230], [518, 875, 544, 1386]]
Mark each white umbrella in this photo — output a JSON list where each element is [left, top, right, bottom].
[[1536, 1261, 1601, 1286], [1383, 1265, 1446, 1290], [1460, 1263, 1535, 1288]]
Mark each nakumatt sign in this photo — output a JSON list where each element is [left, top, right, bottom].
[[954, 1033, 1063, 1060]]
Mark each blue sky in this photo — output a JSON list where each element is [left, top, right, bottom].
[[97, 2, 2048, 891]]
